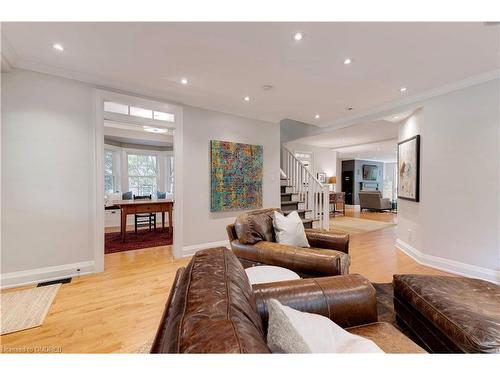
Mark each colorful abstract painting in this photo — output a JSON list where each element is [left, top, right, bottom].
[[210, 140, 263, 212]]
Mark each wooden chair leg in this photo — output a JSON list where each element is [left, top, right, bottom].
[[135, 216, 138, 234]]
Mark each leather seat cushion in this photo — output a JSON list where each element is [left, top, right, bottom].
[[347, 322, 425, 353], [393, 274, 500, 353], [234, 208, 281, 244], [160, 247, 270, 353]]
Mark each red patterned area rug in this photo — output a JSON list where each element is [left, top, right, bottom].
[[105, 229, 173, 254]]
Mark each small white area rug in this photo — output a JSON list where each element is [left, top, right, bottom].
[[1, 284, 61, 335]]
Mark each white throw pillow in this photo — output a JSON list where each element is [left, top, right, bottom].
[[245, 265, 301, 285], [267, 299, 384, 353], [272, 211, 310, 247]]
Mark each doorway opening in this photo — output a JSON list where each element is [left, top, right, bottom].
[[94, 91, 183, 272]]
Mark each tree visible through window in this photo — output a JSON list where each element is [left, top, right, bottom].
[[104, 150, 116, 194], [128, 154, 158, 196]]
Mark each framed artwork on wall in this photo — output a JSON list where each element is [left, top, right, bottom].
[[210, 140, 263, 212], [397, 135, 420, 202], [317, 172, 326, 183]]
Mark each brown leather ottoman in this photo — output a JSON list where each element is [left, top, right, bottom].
[[393, 274, 500, 353]]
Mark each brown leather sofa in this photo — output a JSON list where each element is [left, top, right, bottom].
[[226, 208, 350, 277], [393, 274, 500, 353], [151, 247, 425, 353]]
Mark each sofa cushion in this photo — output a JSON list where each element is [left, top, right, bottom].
[[393, 274, 500, 353], [154, 247, 270, 353], [234, 208, 280, 244]]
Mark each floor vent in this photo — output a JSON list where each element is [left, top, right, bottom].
[[37, 278, 72, 287]]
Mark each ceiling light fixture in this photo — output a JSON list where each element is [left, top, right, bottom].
[[314, 114, 320, 119], [400, 87, 408, 93], [244, 96, 250, 102], [181, 78, 188, 85], [345, 106, 354, 111], [52, 43, 64, 52], [293, 32, 303, 41], [343, 58, 352, 65], [143, 126, 168, 134]]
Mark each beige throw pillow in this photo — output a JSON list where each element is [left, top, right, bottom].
[[267, 299, 384, 353], [272, 211, 310, 247]]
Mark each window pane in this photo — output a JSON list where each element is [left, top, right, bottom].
[[153, 111, 175, 122], [104, 151, 113, 175], [128, 154, 158, 196], [130, 106, 153, 119], [104, 175, 115, 194], [104, 101, 129, 115]]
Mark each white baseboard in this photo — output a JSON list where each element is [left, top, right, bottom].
[[395, 239, 500, 284], [181, 240, 231, 257], [1, 261, 95, 290]]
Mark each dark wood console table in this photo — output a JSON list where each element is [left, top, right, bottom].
[[329, 192, 345, 216], [113, 199, 173, 242]]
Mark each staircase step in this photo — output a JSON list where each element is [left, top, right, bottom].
[[282, 209, 311, 219], [301, 219, 314, 229], [281, 200, 302, 210], [280, 192, 294, 202]]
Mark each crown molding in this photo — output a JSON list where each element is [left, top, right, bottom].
[[1, 33, 19, 72], [317, 70, 500, 133]]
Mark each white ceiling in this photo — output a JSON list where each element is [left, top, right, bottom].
[[2, 22, 499, 125], [293, 119, 399, 162], [336, 139, 398, 163]]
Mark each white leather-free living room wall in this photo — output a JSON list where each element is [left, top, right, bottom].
[[1, 69, 281, 286], [181, 105, 280, 254], [397, 79, 500, 283]]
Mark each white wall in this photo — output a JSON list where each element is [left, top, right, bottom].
[[1, 69, 281, 286], [285, 142, 338, 179], [396, 80, 500, 282], [181, 105, 280, 253], [1, 69, 96, 285]]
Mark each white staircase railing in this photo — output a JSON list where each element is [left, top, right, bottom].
[[281, 146, 330, 230]]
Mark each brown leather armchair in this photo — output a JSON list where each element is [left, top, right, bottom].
[[226, 208, 350, 277], [151, 247, 425, 353]]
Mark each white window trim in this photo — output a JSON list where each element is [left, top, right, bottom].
[[94, 90, 183, 273]]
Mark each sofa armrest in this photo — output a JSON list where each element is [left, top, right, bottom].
[[305, 229, 349, 254], [381, 198, 392, 209], [253, 274, 378, 330], [231, 240, 350, 277]]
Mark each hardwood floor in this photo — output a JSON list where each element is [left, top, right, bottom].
[[1, 208, 448, 353]]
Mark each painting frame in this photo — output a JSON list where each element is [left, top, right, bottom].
[[397, 135, 420, 202], [317, 172, 327, 183], [210, 140, 263, 212]]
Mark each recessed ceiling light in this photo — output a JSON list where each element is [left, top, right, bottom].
[[400, 87, 408, 93], [52, 43, 64, 52], [345, 106, 354, 111], [181, 78, 188, 85], [244, 96, 250, 102], [393, 115, 399, 120], [314, 114, 320, 119], [293, 32, 303, 41], [343, 58, 352, 65], [143, 126, 167, 134]]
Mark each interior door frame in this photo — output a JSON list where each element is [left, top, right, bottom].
[[93, 90, 184, 272]]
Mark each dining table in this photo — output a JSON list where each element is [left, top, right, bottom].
[[112, 199, 174, 242]]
